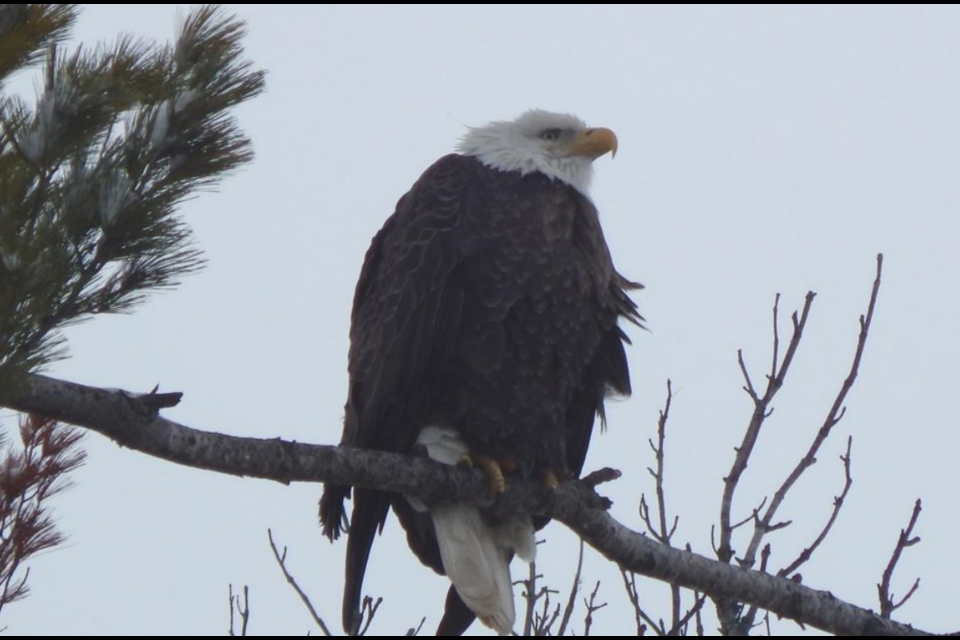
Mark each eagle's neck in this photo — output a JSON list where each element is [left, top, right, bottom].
[[457, 128, 594, 196]]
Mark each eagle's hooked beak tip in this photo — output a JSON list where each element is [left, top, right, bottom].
[[570, 127, 618, 160]]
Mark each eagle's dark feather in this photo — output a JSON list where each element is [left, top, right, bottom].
[[320, 153, 640, 635]]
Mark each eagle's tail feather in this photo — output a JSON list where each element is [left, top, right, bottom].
[[436, 585, 477, 636], [342, 489, 390, 635], [431, 503, 515, 635], [415, 425, 536, 636]]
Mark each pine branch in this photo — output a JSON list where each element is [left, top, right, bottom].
[[0, 5, 265, 382], [0, 4, 79, 86]]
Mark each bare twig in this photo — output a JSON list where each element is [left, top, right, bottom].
[[582, 581, 605, 636], [620, 565, 706, 637], [720, 291, 817, 564], [739, 349, 760, 402], [519, 552, 562, 636], [718, 291, 816, 633], [535, 593, 561, 636], [779, 437, 855, 579], [738, 256, 883, 632], [718, 255, 883, 634], [557, 540, 585, 637], [879, 500, 923, 619], [405, 618, 425, 636], [522, 560, 540, 636], [620, 570, 655, 634], [647, 381, 679, 545], [641, 381, 684, 633], [744, 257, 884, 568], [228, 584, 250, 636], [267, 529, 333, 636], [672, 593, 707, 636], [742, 543, 772, 632], [770, 294, 782, 380], [358, 595, 383, 636], [694, 584, 705, 636]]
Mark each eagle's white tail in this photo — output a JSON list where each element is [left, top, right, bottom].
[[431, 503, 515, 634], [413, 426, 536, 636]]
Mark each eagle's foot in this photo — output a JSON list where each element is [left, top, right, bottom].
[[475, 455, 506, 494], [541, 468, 561, 491], [457, 453, 512, 494]]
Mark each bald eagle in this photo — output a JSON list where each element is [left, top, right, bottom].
[[320, 110, 641, 636]]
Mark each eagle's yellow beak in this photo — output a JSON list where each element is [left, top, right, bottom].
[[568, 127, 618, 160]]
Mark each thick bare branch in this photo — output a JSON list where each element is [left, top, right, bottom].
[[0, 372, 942, 636]]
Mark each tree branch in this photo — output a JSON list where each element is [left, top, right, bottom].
[[743, 255, 884, 576], [879, 500, 923, 620], [718, 291, 816, 633], [720, 291, 816, 565], [228, 584, 250, 637], [0, 372, 943, 636], [778, 437, 855, 580], [717, 255, 884, 634], [556, 539, 584, 637], [268, 529, 333, 636]]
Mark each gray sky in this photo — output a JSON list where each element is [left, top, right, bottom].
[[4, 4, 960, 635]]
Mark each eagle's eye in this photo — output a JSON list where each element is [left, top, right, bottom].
[[539, 128, 563, 142]]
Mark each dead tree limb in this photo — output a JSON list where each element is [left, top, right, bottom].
[[0, 371, 943, 636]]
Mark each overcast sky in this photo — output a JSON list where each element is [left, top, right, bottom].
[[4, 4, 960, 636]]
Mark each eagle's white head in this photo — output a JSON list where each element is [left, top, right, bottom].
[[457, 109, 618, 196]]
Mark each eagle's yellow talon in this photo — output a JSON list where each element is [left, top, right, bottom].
[[542, 468, 560, 491], [476, 455, 506, 494]]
